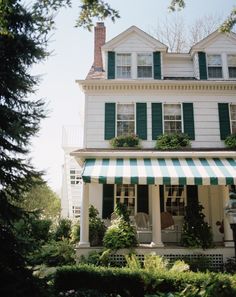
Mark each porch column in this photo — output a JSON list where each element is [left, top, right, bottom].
[[150, 185, 164, 247], [79, 183, 90, 247], [223, 185, 234, 247]]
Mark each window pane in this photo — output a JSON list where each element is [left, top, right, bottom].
[[117, 54, 131, 66], [164, 104, 181, 116], [232, 122, 236, 134], [117, 66, 131, 78], [227, 55, 236, 66], [137, 66, 152, 78], [208, 55, 222, 66], [117, 104, 134, 120], [117, 121, 135, 136], [165, 185, 185, 216], [117, 54, 131, 78], [229, 67, 236, 78], [231, 105, 236, 121], [137, 54, 152, 66], [208, 67, 222, 78], [164, 121, 182, 134]]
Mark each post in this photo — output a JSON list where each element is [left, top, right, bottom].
[[150, 185, 164, 247], [79, 183, 90, 247], [223, 186, 234, 247]]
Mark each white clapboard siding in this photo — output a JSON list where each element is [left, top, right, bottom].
[[206, 35, 236, 52], [163, 56, 194, 78], [84, 92, 235, 149], [114, 33, 156, 52]]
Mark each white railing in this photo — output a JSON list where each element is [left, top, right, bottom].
[[62, 126, 84, 149]]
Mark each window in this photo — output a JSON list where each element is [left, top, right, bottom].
[[230, 104, 236, 134], [164, 185, 186, 216], [72, 206, 80, 218], [117, 103, 135, 136], [70, 169, 82, 185], [115, 184, 136, 216], [116, 53, 131, 78], [137, 53, 152, 78], [164, 104, 182, 134], [207, 54, 222, 78], [228, 55, 236, 78]]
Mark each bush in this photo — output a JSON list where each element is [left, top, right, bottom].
[[72, 205, 106, 246], [54, 218, 72, 241], [155, 133, 190, 150], [110, 134, 140, 148], [103, 203, 137, 250], [225, 134, 236, 148], [54, 264, 236, 297]]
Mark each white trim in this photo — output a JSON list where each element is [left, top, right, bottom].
[[230, 103, 236, 134]]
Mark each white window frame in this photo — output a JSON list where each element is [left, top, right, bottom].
[[164, 185, 186, 217], [114, 184, 137, 216], [230, 103, 236, 134], [72, 205, 80, 218], [137, 53, 153, 79], [163, 103, 183, 134], [116, 103, 135, 136], [227, 54, 236, 79], [116, 53, 132, 79], [207, 54, 223, 79], [70, 169, 82, 185]]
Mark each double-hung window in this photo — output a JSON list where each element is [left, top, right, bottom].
[[117, 103, 135, 136], [115, 184, 136, 216], [230, 104, 236, 134], [137, 53, 152, 78], [163, 104, 182, 134], [70, 169, 82, 185], [207, 54, 222, 79], [227, 55, 236, 78], [116, 53, 131, 79]]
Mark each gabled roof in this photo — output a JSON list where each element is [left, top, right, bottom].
[[102, 25, 168, 52], [190, 29, 236, 53]]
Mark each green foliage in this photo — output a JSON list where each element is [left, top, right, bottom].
[[181, 202, 213, 249], [224, 257, 236, 274], [103, 203, 137, 250], [54, 218, 72, 241], [225, 133, 236, 148], [54, 264, 236, 297], [125, 254, 142, 271], [143, 254, 169, 273], [33, 239, 75, 267], [155, 133, 190, 150], [110, 134, 140, 148], [72, 205, 106, 246]]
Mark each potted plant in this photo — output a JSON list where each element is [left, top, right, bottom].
[[110, 134, 141, 148], [155, 133, 191, 150]]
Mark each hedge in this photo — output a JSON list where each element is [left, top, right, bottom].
[[54, 264, 236, 297]]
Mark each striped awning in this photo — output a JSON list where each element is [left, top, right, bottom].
[[82, 158, 236, 185]]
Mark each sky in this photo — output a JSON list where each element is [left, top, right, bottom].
[[30, 0, 236, 193]]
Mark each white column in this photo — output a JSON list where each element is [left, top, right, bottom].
[[223, 185, 234, 247], [79, 183, 90, 247], [150, 185, 164, 247]]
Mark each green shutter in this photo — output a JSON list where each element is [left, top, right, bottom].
[[102, 184, 114, 219], [183, 103, 195, 140], [104, 103, 115, 140], [153, 51, 161, 79], [218, 103, 231, 140], [198, 52, 207, 80], [108, 51, 115, 79], [159, 185, 165, 213], [186, 185, 198, 206], [136, 103, 147, 140], [152, 103, 163, 140], [137, 185, 149, 213]]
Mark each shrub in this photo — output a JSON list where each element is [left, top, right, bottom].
[[110, 134, 140, 148], [225, 134, 236, 148], [54, 218, 72, 241], [155, 133, 190, 150], [72, 205, 106, 246]]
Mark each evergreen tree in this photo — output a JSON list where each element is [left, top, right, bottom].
[[181, 201, 213, 249]]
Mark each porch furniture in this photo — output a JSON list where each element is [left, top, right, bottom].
[[134, 212, 152, 243], [161, 211, 179, 242]]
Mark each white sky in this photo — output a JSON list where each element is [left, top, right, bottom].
[[30, 0, 236, 193]]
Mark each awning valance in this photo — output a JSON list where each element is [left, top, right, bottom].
[[82, 158, 236, 185]]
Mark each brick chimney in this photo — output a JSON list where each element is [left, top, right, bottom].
[[93, 22, 106, 71]]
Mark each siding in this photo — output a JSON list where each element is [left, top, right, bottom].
[[114, 33, 156, 52], [85, 92, 235, 149], [205, 35, 236, 52], [163, 56, 194, 78]]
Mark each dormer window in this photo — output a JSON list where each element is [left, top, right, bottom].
[[227, 55, 236, 79], [137, 53, 153, 78], [207, 54, 222, 79], [116, 53, 131, 79]]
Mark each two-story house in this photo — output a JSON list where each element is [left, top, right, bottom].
[[72, 23, 236, 265]]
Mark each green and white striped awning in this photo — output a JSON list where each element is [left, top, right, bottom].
[[82, 158, 236, 185]]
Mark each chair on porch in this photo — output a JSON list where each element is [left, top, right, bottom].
[[134, 212, 152, 243], [161, 211, 179, 242]]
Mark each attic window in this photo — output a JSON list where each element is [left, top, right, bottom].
[[137, 53, 153, 78], [227, 55, 236, 78], [207, 55, 222, 79], [116, 53, 131, 78]]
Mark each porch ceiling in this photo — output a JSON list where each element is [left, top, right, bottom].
[[82, 157, 236, 185]]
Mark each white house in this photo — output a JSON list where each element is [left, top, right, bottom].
[[72, 23, 236, 266]]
